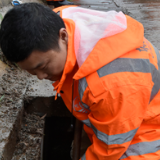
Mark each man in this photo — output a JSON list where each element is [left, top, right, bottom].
[[0, 3, 160, 160], [46, 0, 74, 7]]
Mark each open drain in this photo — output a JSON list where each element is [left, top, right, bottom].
[[43, 117, 75, 160]]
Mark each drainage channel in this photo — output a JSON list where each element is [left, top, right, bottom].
[[43, 116, 75, 160], [11, 96, 82, 160]]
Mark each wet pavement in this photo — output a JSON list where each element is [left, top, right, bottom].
[[74, 0, 128, 13], [74, 0, 160, 50], [122, 0, 160, 49]]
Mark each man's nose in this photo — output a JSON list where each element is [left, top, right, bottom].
[[36, 71, 48, 80]]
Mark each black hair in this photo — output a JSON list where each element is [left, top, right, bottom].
[[0, 3, 65, 62]]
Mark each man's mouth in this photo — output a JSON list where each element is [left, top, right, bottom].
[[46, 74, 62, 81], [46, 76, 56, 81], [45, 76, 52, 81]]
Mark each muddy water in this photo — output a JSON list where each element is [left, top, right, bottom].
[[122, 0, 160, 49]]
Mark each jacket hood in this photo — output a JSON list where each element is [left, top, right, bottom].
[[61, 7, 144, 80]]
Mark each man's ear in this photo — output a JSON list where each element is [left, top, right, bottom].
[[59, 28, 68, 44]]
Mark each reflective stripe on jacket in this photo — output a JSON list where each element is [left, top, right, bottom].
[[53, 6, 160, 160]]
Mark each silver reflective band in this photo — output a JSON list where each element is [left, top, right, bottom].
[[150, 64, 160, 101], [82, 119, 92, 128], [91, 124, 138, 145], [150, 44, 160, 101], [120, 139, 160, 159], [79, 77, 88, 100], [81, 153, 86, 160], [97, 58, 151, 77]]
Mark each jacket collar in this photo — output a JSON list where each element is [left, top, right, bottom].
[[52, 18, 77, 98]]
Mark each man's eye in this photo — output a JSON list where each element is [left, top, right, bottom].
[[42, 65, 47, 70]]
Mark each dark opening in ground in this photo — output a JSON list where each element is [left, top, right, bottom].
[[43, 116, 75, 160]]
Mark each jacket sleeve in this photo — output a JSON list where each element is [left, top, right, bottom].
[[80, 83, 152, 160]]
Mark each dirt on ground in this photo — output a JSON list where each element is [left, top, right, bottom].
[[11, 112, 45, 160]]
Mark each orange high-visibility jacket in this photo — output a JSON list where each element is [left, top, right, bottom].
[[53, 6, 160, 160]]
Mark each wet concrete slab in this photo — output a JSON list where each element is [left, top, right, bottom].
[[74, 0, 128, 13], [114, 0, 160, 49], [26, 76, 56, 98]]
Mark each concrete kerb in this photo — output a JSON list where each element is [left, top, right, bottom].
[[0, 60, 29, 160]]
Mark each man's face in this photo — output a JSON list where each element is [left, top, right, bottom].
[[18, 28, 68, 81]]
